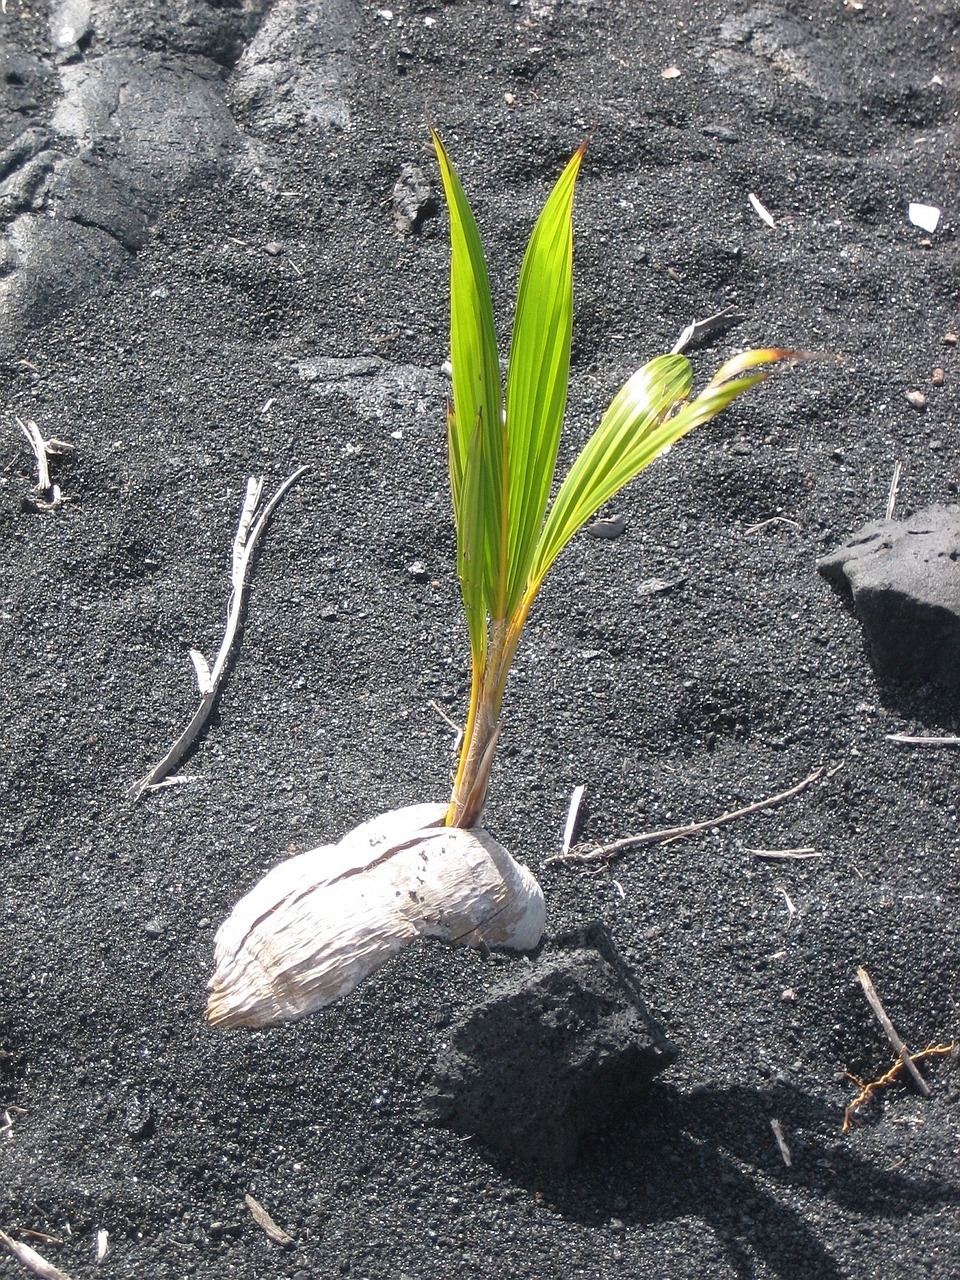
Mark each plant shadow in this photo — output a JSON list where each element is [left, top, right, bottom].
[[493, 1079, 959, 1280]]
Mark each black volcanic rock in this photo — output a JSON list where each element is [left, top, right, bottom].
[[818, 505, 960, 690], [424, 925, 677, 1170]]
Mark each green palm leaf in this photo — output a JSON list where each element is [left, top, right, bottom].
[[431, 125, 806, 828], [526, 347, 791, 598], [528, 354, 691, 593], [503, 143, 585, 617], [431, 129, 504, 651]]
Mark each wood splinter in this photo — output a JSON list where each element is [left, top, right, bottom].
[[770, 1118, 793, 1167], [887, 733, 960, 747], [244, 1194, 295, 1248], [748, 846, 822, 861], [128, 466, 309, 801]]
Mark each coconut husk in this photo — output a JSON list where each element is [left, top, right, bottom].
[[206, 803, 545, 1028]]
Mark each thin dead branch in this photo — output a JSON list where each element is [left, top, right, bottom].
[[15, 417, 74, 513], [0, 1230, 72, 1280], [856, 966, 930, 1097], [244, 1194, 295, 1247], [769, 1118, 792, 1167], [128, 466, 309, 801], [545, 768, 824, 867], [670, 305, 744, 355], [562, 785, 585, 855], [843, 1042, 955, 1133], [885, 460, 902, 521], [887, 733, 960, 747], [748, 846, 821, 861], [743, 516, 801, 535]]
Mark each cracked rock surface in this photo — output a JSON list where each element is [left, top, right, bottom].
[[0, 0, 355, 343], [1, 2, 958, 1279]]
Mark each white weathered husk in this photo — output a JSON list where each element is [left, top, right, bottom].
[[206, 803, 545, 1028]]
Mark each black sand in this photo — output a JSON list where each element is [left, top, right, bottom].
[[2, 2, 958, 1277]]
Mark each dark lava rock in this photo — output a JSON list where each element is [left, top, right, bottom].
[[392, 163, 437, 233], [818, 504, 960, 690], [124, 1092, 154, 1139], [0, 2, 358, 347], [423, 924, 677, 1170]]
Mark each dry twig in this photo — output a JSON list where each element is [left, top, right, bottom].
[[843, 1042, 955, 1133], [545, 767, 823, 867], [748, 846, 821, 861], [128, 467, 309, 801], [856, 966, 929, 1096], [670, 305, 744, 355], [244, 1194, 295, 1247], [770, 1118, 792, 1167], [885, 460, 902, 521], [0, 1230, 72, 1280], [562, 785, 585, 855], [743, 516, 801, 535], [887, 733, 960, 747], [15, 417, 74, 513]]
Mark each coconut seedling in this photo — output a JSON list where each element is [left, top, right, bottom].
[[206, 133, 798, 1029]]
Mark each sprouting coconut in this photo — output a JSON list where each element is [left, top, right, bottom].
[[206, 131, 802, 1029]]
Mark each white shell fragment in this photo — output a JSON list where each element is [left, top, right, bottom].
[[206, 804, 546, 1028], [748, 192, 776, 228], [908, 202, 941, 233]]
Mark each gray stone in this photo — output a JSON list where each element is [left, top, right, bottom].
[[297, 356, 446, 428], [49, 0, 94, 55], [818, 504, 960, 690], [392, 163, 437, 233], [0, 47, 53, 149], [228, 0, 358, 133], [50, 0, 272, 66], [585, 513, 626, 539], [423, 924, 677, 1170], [0, 52, 246, 343]]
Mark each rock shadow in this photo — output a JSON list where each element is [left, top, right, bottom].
[[492, 1079, 959, 1280]]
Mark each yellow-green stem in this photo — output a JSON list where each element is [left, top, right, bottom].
[[446, 599, 535, 828]]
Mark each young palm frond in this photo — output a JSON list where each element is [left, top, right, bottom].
[[433, 130, 800, 828]]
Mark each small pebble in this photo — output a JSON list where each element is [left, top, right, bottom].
[[264, 241, 283, 256], [504, 92, 517, 107], [406, 560, 428, 582], [124, 1095, 153, 1138], [932, 367, 945, 386], [585, 514, 626, 539], [702, 124, 739, 143], [392, 163, 437, 234], [781, 988, 797, 1003], [905, 390, 927, 411], [144, 918, 165, 939], [944, 333, 958, 346]]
